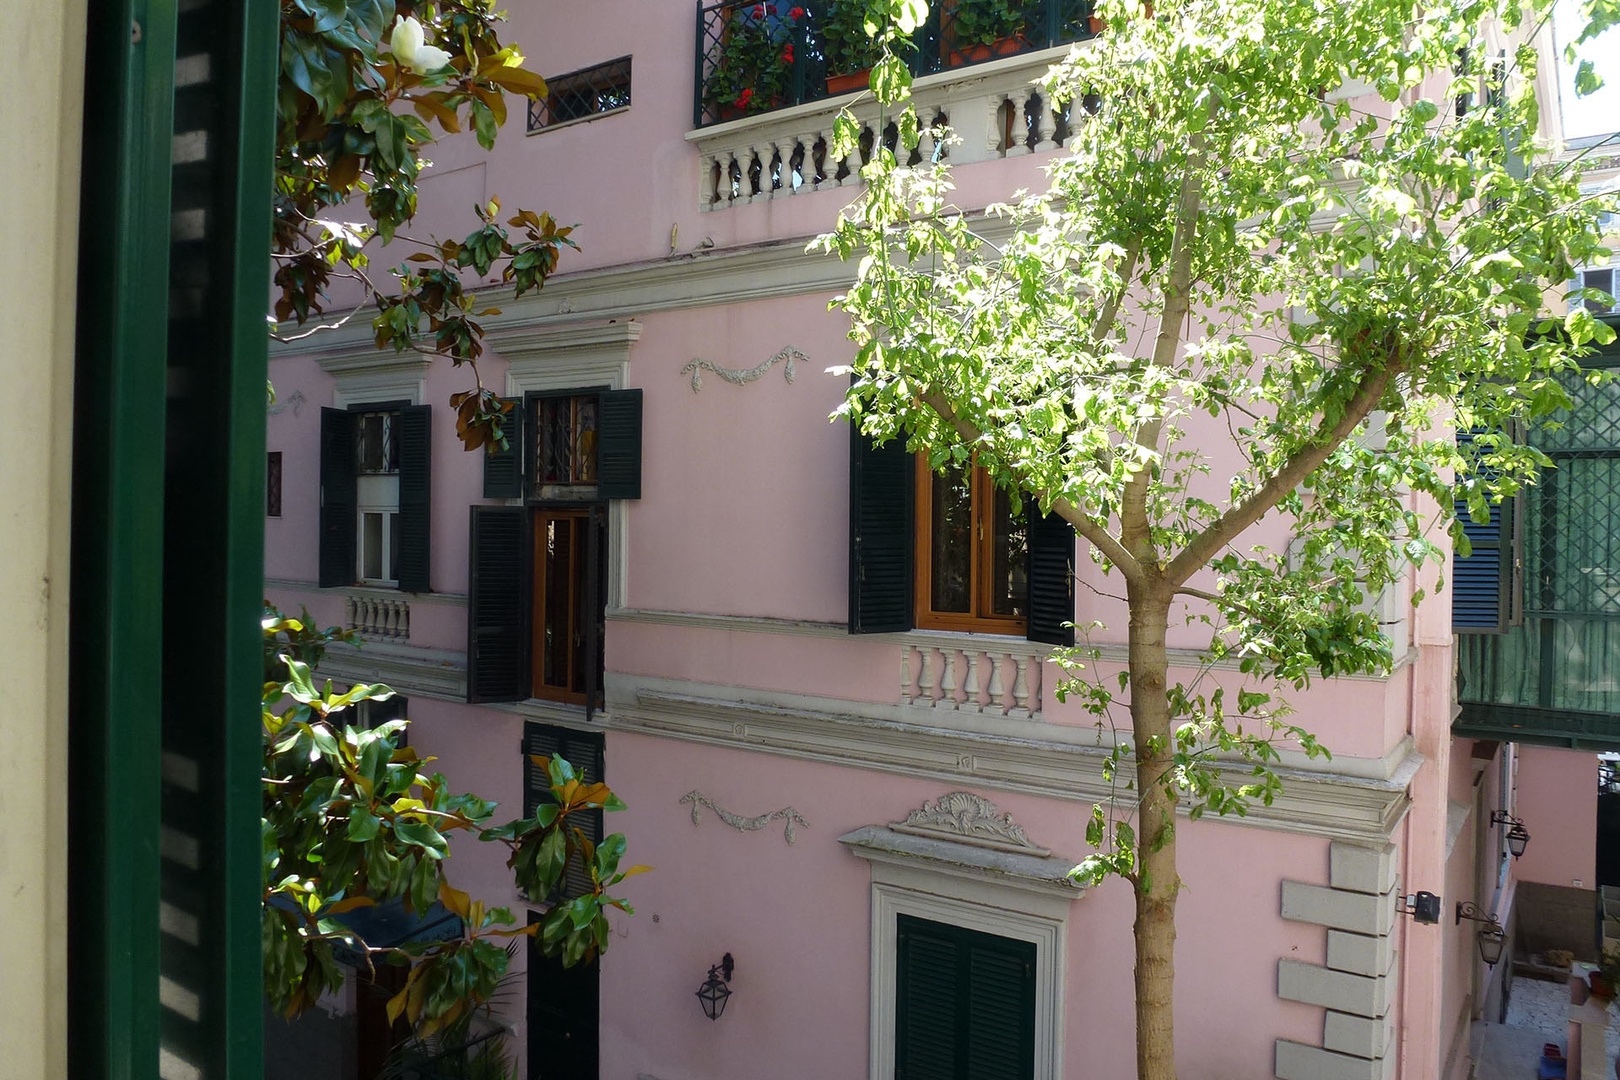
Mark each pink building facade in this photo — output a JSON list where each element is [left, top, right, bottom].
[[265, 6, 1612, 1078]]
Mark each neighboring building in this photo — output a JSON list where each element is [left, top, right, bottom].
[[263, 6, 1616, 1080]]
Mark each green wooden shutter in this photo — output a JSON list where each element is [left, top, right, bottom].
[[319, 407, 357, 588], [597, 389, 643, 499], [1454, 431, 1515, 633], [527, 912, 601, 1079], [895, 915, 1036, 1080], [583, 505, 606, 721], [849, 429, 914, 633], [72, 0, 276, 1075], [396, 404, 432, 592], [467, 506, 529, 702], [1026, 507, 1075, 646], [483, 396, 525, 498], [523, 723, 605, 899]]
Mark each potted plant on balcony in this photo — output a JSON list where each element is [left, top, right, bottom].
[[703, 3, 805, 120], [820, 1, 886, 94], [941, 0, 1028, 65]]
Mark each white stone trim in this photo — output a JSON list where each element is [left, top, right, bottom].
[[317, 640, 466, 701], [608, 676, 1421, 844], [264, 576, 467, 606], [322, 353, 430, 409], [866, 874, 1069, 1080]]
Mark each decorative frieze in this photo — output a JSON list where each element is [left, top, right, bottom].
[[679, 790, 808, 844], [891, 791, 1049, 856], [680, 346, 803, 392]]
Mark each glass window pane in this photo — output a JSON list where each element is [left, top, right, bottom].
[[991, 486, 1028, 616], [542, 518, 575, 688], [930, 463, 973, 613], [361, 512, 383, 580]]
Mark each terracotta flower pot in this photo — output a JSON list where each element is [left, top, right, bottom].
[[1591, 971, 1614, 998], [945, 34, 1026, 66], [1088, 2, 1153, 32], [825, 69, 870, 95]]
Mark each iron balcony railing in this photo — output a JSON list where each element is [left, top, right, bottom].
[[693, 0, 1095, 128], [1457, 349, 1620, 750]]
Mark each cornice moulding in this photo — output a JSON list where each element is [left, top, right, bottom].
[[840, 824, 1086, 900]]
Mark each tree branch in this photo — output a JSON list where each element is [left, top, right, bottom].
[[1164, 355, 1404, 586]]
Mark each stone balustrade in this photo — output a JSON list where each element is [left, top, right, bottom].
[[901, 635, 1047, 720], [687, 46, 1080, 213], [346, 589, 410, 643]]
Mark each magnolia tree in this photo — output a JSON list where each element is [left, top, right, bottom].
[[267, 0, 635, 1049], [823, 0, 1617, 1075]]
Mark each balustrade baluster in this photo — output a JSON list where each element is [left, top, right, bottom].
[[1007, 94, 1031, 157], [899, 645, 914, 705], [962, 650, 982, 712], [398, 601, 410, 642], [916, 646, 937, 706], [987, 95, 1008, 156], [985, 653, 1007, 714], [936, 648, 958, 709], [1034, 94, 1058, 151], [1009, 657, 1031, 718], [700, 153, 719, 210]]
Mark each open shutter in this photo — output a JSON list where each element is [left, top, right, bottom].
[[1454, 431, 1515, 633], [523, 723, 605, 899], [467, 506, 529, 702], [849, 429, 914, 633], [396, 404, 432, 592], [319, 407, 357, 587], [1026, 507, 1075, 646], [483, 397, 525, 499], [896, 918, 962, 1078], [597, 389, 643, 499]]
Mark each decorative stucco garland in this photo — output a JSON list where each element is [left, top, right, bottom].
[[680, 790, 809, 845], [679, 346, 803, 393]]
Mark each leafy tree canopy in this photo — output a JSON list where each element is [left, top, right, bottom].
[[822, 0, 1617, 1075]]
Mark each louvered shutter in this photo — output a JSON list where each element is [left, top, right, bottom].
[[583, 506, 606, 721], [319, 407, 357, 587], [396, 404, 432, 592], [523, 723, 605, 900], [849, 429, 915, 633], [1454, 431, 1515, 633], [597, 389, 643, 499], [483, 397, 525, 498], [1026, 507, 1075, 645], [895, 915, 1036, 1080], [467, 506, 529, 702]]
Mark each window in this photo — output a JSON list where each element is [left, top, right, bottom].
[[467, 389, 643, 711], [895, 915, 1036, 1079], [267, 451, 282, 517], [848, 430, 1074, 644], [915, 458, 1028, 633], [527, 57, 632, 132], [319, 403, 432, 592], [523, 722, 605, 898], [1575, 263, 1620, 315]]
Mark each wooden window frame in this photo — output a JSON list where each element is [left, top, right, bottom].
[[913, 456, 1027, 635], [529, 506, 604, 706]]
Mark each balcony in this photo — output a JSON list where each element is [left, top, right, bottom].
[[1457, 351, 1620, 750], [690, 0, 1095, 210]]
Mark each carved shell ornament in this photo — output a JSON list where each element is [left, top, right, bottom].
[[890, 791, 1051, 856]]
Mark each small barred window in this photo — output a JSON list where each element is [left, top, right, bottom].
[[528, 57, 631, 132]]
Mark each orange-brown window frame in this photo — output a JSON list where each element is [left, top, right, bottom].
[[531, 506, 592, 704], [913, 457, 1027, 635]]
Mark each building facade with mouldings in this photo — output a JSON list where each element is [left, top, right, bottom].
[[265, 5, 1610, 1079]]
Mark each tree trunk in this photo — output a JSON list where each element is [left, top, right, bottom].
[[1128, 584, 1179, 1080]]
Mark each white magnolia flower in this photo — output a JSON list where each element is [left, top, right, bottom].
[[386, 15, 454, 74]]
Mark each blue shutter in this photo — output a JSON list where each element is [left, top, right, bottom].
[[1453, 431, 1515, 633]]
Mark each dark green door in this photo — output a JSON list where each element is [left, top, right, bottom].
[[895, 914, 1036, 1080]]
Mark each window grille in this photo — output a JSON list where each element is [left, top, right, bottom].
[[266, 451, 282, 517], [355, 409, 400, 474], [528, 57, 632, 131]]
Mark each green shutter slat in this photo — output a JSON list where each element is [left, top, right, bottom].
[[896, 917, 963, 1079], [965, 940, 1037, 1080], [1027, 507, 1075, 646], [583, 506, 606, 720], [523, 724, 604, 899], [1454, 430, 1514, 633], [597, 389, 643, 499], [483, 397, 525, 498], [467, 506, 529, 702], [319, 407, 357, 588], [849, 429, 914, 633], [396, 404, 432, 592]]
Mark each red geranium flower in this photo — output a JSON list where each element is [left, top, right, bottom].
[[789, 6, 804, 18], [781, 44, 794, 63], [752, 4, 764, 17], [736, 88, 754, 108]]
